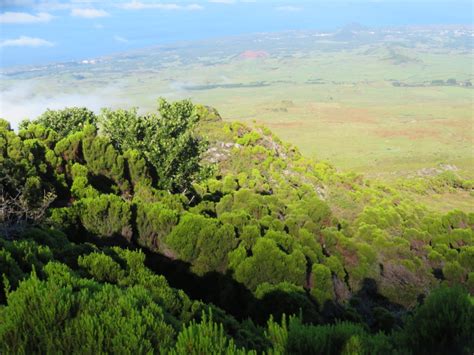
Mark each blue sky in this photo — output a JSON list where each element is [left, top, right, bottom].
[[1, 0, 472, 68]]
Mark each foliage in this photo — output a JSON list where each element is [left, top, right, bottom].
[[99, 99, 208, 192], [311, 263, 335, 307], [230, 237, 306, 290], [76, 194, 132, 239], [170, 312, 251, 355], [22, 107, 97, 137], [400, 286, 474, 354], [136, 202, 179, 252], [165, 213, 237, 274], [0, 264, 175, 354]]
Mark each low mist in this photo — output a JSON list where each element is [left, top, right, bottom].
[[0, 82, 140, 129]]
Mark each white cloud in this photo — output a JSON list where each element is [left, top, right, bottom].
[[121, 2, 204, 10], [0, 36, 54, 48], [71, 8, 110, 18], [275, 5, 302, 12], [209, 0, 236, 4], [0, 12, 54, 24], [208, 0, 258, 3], [0, 80, 166, 131], [0, 82, 126, 130], [114, 35, 129, 43], [71, 0, 106, 3]]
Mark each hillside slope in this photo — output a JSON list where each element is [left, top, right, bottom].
[[1, 100, 473, 353]]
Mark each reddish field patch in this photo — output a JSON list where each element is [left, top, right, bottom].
[[431, 118, 470, 129], [239, 50, 270, 59], [375, 127, 440, 140], [309, 104, 378, 124], [266, 120, 306, 128]]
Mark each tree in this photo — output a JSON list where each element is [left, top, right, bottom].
[[311, 264, 334, 307], [0, 121, 57, 236], [23, 107, 97, 137], [231, 238, 307, 290], [170, 312, 250, 354], [76, 194, 132, 240], [0, 263, 175, 353], [136, 202, 179, 252], [99, 99, 208, 192], [401, 286, 474, 354], [165, 213, 236, 274]]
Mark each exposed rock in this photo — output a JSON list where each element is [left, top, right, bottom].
[[333, 276, 351, 302], [204, 141, 242, 164]]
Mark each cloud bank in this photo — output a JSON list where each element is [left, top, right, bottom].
[[71, 8, 110, 18], [0, 36, 54, 48], [275, 6, 302, 12], [0, 82, 127, 130], [114, 35, 129, 43], [121, 2, 204, 10], [0, 11, 54, 24], [208, 0, 236, 4]]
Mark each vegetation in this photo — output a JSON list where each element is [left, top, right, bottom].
[[7, 28, 472, 185], [1, 99, 473, 354], [99, 99, 209, 192]]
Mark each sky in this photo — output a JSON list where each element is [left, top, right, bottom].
[[0, 0, 473, 68]]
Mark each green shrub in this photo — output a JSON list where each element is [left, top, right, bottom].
[[77, 194, 132, 239], [136, 202, 179, 252], [165, 214, 237, 274], [170, 312, 252, 354], [124, 149, 152, 187], [82, 135, 127, 189], [99, 99, 208, 192], [232, 238, 306, 290], [30, 107, 97, 137], [401, 286, 474, 354], [443, 261, 465, 285], [0, 263, 175, 354], [311, 263, 334, 307], [266, 316, 394, 355], [78, 252, 125, 283]]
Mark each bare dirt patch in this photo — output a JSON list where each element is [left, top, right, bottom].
[[266, 120, 306, 128], [375, 127, 440, 140], [308, 104, 378, 124], [430, 118, 470, 129]]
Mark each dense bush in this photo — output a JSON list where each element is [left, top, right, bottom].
[[76, 194, 132, 239], [136, 202, 179, 252], [99, 99, 209, 192], [265, 315, 394, 354], [170, 312, 252, 355], [21, 107, 97, 137], [230, 238, 306, 290], [0, 263, 175, 354], [400, 286, 474, 354], [311, 263, 335, 307], [165, 213, 237, 274]]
